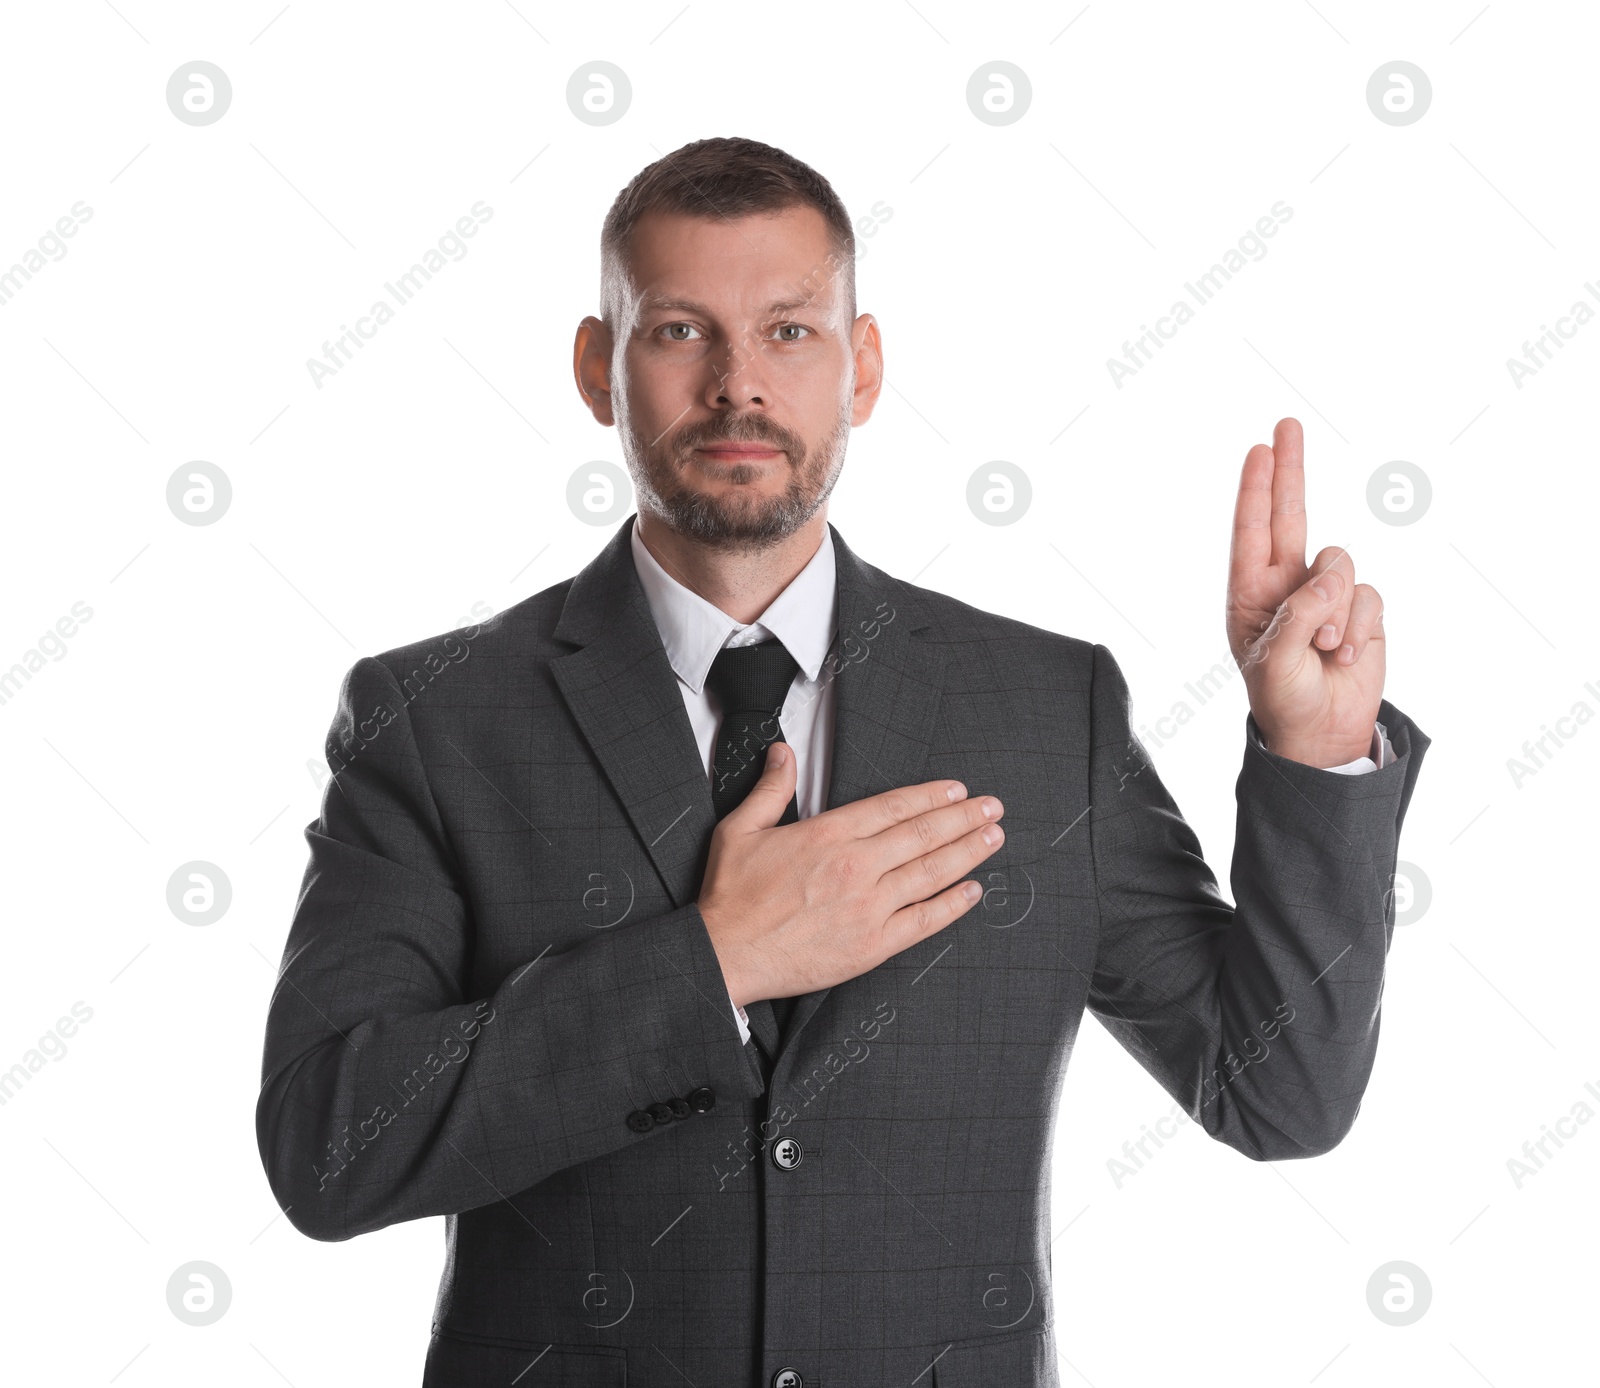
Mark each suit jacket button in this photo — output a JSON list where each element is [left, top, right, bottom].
[[771, 1137, 803, 1170], [626, 1109, 654, 1133], [647, 1101, 674, 1125], [772, 1369, 803, 1388], [667, 1096, 691, 1120], [687, 1086, 716, 1113]]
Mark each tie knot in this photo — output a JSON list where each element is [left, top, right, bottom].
[[704, 638, 800, 717]]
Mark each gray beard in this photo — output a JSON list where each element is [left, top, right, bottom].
[[622, 399, 850, 554]]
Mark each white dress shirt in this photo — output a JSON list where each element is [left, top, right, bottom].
[[631, 522, 838, 1045], [629, 521, 1393, 1047]]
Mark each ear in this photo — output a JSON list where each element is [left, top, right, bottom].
[[573, 315, 616, 426], [849, 313, 883, 427]]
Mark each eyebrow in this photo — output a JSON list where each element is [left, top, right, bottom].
[[637, 295, 824, 317]]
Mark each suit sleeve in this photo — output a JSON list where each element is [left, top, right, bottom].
[[256, 655, 766, 1242], [1083, 642, 1430, 1160]]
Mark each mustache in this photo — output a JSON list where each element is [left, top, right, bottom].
[[676, 415, 801, 454]]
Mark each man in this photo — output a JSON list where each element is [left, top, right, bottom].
[[257, 137, 1429, 1387]]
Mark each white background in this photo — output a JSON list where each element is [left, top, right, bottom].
[[1, 1, 1594, 1383]]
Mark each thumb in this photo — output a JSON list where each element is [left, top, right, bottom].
[[1268, 566, 1345, 658], [723, 740, 796, 830]]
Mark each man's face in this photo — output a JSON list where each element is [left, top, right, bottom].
[[577, 205, 881, 552]]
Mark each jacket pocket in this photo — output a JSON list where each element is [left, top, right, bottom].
[[422, 1327, 626, 1386], [933, 1322, 1055, 1387]]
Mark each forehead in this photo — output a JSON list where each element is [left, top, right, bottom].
[[624, 205, 844, 317]]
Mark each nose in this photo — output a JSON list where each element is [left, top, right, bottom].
[[704, 331, 772, 411]]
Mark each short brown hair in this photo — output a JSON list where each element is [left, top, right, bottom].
[[600, 136, 856, 327]]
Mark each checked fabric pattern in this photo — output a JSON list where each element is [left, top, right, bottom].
[[256, 513, 1431, 1387]]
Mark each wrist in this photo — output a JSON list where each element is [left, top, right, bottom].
[[698, 899, 757, 1009], [1262, 736, 1373, 768]]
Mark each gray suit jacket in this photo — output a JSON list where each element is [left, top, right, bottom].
[[257, 513, 1430, 1387]]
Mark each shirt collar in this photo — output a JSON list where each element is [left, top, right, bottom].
[[629, 517, 838, 696]]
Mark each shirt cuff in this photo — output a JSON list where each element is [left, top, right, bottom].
[[730, 989, 751, 1046], [1251, 719, 1393, 774]]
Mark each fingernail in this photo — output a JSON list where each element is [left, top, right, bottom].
[[1339, 643, 1355, 663], [1318, 623, 1337, 646], [963, 881, 982, 902], [982, 824, 1002, 845], [1312, 571, 1341, 600], [947, 782, 967, 801]]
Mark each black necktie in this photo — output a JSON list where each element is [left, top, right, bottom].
[[704, 638, 801, 1038], [705, 639, 801, 826]]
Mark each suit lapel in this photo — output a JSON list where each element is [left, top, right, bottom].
[[777, 522, 946, 1058], [549, 515, 946, 1066], [550, 517, 716, 911]]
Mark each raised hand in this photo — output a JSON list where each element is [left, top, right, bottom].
[[1226, 417, 1386, 768]]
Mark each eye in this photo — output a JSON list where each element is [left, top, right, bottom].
[[661, 322, 703, 342], [771, 323, 811, 342]]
